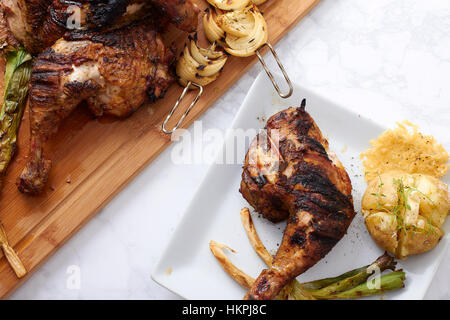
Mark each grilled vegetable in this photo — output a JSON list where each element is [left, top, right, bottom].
[[203, 7, 226, 44], [217, 8, 255, 37], [210, 239, 405, 300], [0, 48, 32, 183], [0, 48, 31, 278], [0, 222, 27, 278], [209, 208, 406, 300], [206, 0, 250, 11], [220, 5, 268, 57], [176, 39, 228, 88]]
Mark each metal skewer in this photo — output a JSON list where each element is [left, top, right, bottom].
[[256, 43, 293, 99], [161, 82, 204, 135], [162, 42, 292, 135]]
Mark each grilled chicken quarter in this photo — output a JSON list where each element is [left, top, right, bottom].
[[17, 22, 175, 194], [240, 103, 355, 300]]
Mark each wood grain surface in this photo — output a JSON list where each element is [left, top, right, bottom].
[[0, 0, 321, 298]]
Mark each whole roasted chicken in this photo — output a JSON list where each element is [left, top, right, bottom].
[[240, 103, 355, 300]]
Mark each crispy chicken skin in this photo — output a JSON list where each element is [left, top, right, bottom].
[[0, 0, 52, 52], [17, 22, 174, 194], [38, 0, 155, 50], [0, 6, 20, 49], [38, 0, 200, 51], [240, 103, 355, 300], [153, 0, 200, 32], [1, 0, 200, 53]]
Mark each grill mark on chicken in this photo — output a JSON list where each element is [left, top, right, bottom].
[[297, 136, 328, 155], [240, 105, 355, 300], [17, 22, 174, 194], [290, 229, 306, 246], [288, 162, 351, 208]]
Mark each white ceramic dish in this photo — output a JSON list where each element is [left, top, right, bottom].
[[152, 72, 450, 300]]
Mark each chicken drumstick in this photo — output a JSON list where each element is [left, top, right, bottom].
[[240, 103, 355, 300]]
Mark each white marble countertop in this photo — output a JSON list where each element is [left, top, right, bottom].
[[10, 0, 450, 299]]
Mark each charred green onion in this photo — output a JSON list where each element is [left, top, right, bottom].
[[0, 48, 32, 182], [210, 209, 406, 300]]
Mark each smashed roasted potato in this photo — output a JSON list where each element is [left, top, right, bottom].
[[362, 171, 450, 259]]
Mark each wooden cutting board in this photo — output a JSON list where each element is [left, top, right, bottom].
[[0, 0, 320, 298]]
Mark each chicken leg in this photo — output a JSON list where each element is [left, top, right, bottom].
[[17, 22, 174, 193], [240, 103, 355, 300]]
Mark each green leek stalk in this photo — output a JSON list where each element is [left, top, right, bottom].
[[0, 48, 32, 183], [306, 253, 398, 299], [288, 253, 405, 300]]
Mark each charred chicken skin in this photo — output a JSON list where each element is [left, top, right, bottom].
[[1, 0, 200, 53], [17, 22, 174, 194], [240, 103, 355, 300], [0, 0, 53, 52], [37, 0, 155, 51], [38, 0, 200, 51]]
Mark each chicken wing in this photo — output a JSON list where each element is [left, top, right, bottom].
[[17, 22, 174, 193], [240, 103, 355, 300]]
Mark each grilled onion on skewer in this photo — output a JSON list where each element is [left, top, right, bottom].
[[176, 39, 228, 87], [203, 8, 226, 45], [218, 5, 268, 57], [164, 39, 228, 134], [206, 0, 250, 11]]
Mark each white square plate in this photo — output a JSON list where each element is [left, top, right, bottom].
[[152, 72, 450, 300]]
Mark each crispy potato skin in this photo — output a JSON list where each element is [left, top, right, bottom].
[[362, 171, 450, 259]]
